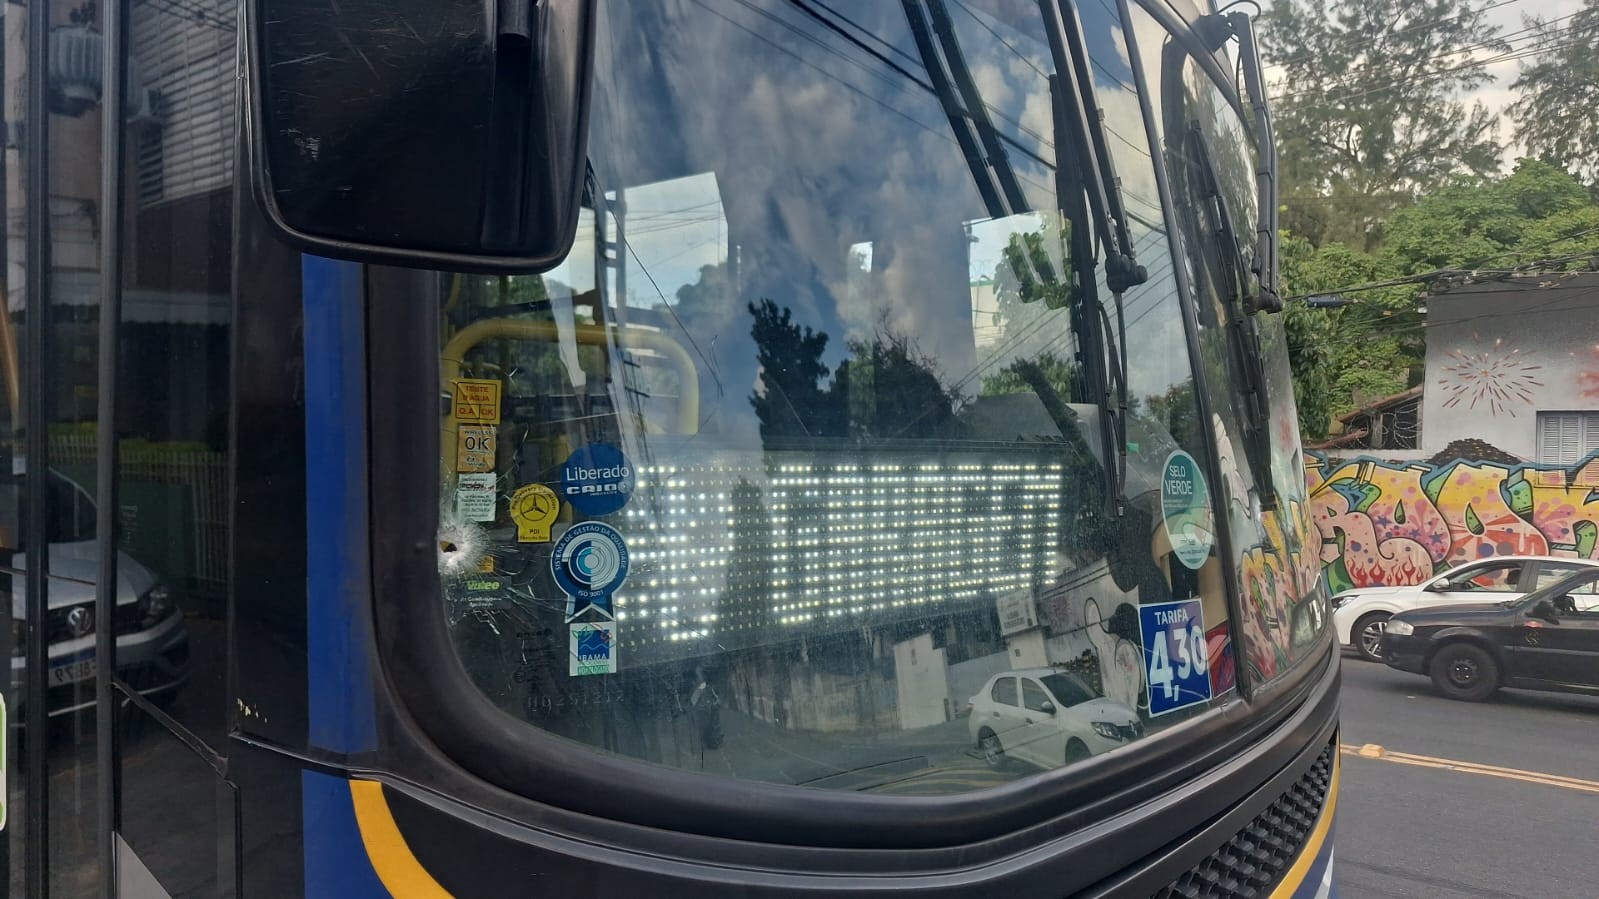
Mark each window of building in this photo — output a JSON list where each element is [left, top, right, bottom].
[[1535, 412, 1599, 465]]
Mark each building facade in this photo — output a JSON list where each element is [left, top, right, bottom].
[[1420, 272, 1599, 463]]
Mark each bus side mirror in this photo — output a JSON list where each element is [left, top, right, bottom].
[[244, 0, 596, 272]]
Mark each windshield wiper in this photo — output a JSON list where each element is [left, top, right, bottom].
[[1221, 11, 1283, 312], [1037, 0, 1149, 517], [901, 0, 1029, 220], [1183, 123, 1278, 511], [899, 0, 1146, 516]]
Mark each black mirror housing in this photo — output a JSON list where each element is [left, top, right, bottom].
[[244, 0, 596, 272]]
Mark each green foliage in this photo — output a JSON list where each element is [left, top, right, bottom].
[[1382, 161, 1593, 269], [1260, 0, 1506, 249], [1510, 0, 1599, 186], [980, 352, 1076, 399], [996, 228, 1072, 310]]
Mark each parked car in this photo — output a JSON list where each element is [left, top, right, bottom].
[[1379, 564, 1599, 702], [5, 470, 191, 719], [1331, 555, 1599, 661], [967, 668, 1143, 770]]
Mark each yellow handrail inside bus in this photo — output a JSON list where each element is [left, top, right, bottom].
[[439, 318, 699, 473]]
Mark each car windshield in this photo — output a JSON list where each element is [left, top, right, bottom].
[[0, 470, 99, 550], [1039, 673, 1098, 708]]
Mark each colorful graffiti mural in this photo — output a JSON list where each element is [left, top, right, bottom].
[[1305, 450, 1599, 595]]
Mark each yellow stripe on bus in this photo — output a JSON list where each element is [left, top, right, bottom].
[[349, 779, 455, 898]]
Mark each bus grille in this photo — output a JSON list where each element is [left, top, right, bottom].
[[1154, 739, 1334, 898]]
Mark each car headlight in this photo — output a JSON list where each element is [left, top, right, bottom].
[[1091, 721, 1125, 741], [137, 584, 175, 627], [1331, 594, 1358, 609], [1385, 619, 1414, 637]]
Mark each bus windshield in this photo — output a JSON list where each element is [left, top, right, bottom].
[[427, 0, 1255, 795]]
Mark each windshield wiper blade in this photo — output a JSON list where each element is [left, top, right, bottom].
[[1036, 0, 1149, 517], [902, 0, 1028, 220], [1185, 124, 1279, 510], [1224, 11, 1283, 312], [1039, 0, 1148, 294]]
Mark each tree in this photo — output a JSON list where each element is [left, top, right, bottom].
[[1510, 0, 1599, 186], [747, 299, 839, 440], [980, 351, 1076, 399], [831, 334, 962, 439], [1260, 0, 1507, 249]]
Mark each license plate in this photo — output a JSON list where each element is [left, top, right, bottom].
[[49, 657, 97, 686]]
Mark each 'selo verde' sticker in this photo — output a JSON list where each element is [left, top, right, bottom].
[[1161, 450, 1215, 571]]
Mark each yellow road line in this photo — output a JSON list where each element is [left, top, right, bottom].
[[1340, 743, 1599, 795]]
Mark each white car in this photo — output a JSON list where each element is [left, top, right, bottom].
[[967, 668, 1143, 770], [1333, 555, 1599, 662]]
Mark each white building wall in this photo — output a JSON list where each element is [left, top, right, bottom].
[[1421, 275, 1599, 461]]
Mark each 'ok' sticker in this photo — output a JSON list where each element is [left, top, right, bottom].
[[509, 483, 560, 543]]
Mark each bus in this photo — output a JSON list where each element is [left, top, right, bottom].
[[2, 0, 1337, 895]]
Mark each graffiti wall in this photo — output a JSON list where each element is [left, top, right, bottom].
[[1305, 451, 1599, 594]]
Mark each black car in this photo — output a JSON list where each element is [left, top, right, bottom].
[[1379, 564, 1599, 702]]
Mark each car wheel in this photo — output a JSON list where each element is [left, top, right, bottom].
[[978, 728, 1006, 769], [1429, 643, 1500, 702], [1064, 738, 1091, 765], [1353, 612, 1392, 662]]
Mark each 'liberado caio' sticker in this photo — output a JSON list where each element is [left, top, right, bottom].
[[560, 442, 635, 516], [1160, 449, 1214, 571], [551, 521, 629, 620]]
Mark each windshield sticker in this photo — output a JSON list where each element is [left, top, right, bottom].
[[510, 483, 561, 543], [1139, 599, 1213, 717], [560, 442, 635, 516], [1161, 449, 1215, 570], [455, 473, 498, 523], [456, 425, 497, 472], [570, 621, 618, 676], [552, 521, 630, 620], [452, 378, 502, 424]]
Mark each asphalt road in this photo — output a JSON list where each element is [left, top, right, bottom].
[[1335, 655, 1599, 899]]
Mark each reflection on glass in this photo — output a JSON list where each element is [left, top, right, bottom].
[[433, 0, 1237, 795], [1128, 3, 1328, 686]]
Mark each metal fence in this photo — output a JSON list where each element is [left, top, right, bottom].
[[50, 434, 228, 602]]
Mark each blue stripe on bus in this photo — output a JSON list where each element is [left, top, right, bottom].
[[302, 253, 377, 754], [302, 770, 389, 898]]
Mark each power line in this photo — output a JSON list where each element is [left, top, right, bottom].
[[1274, 19, 1589, 104], [1266, 0, 1528, 71], [1286, 279, 1599, 352]]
